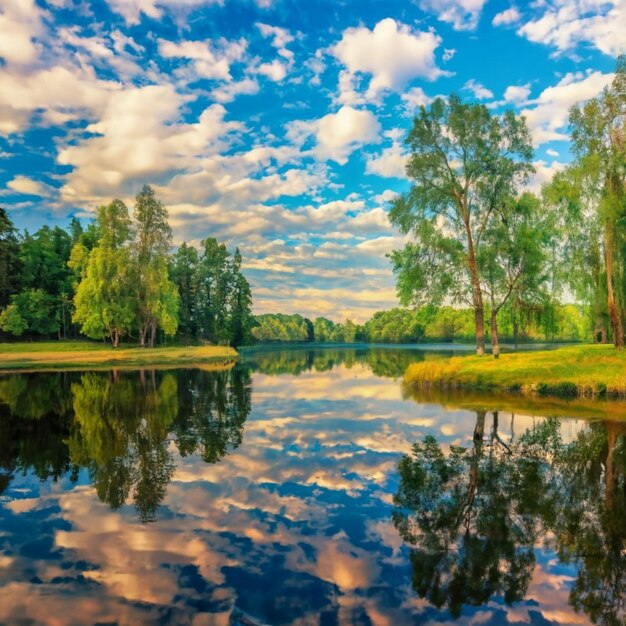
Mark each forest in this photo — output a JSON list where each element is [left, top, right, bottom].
[[0, 186, 254, 347]]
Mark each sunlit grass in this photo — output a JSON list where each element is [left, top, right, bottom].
[[0, 342, 237, 372], [404, 344, 626, 398]]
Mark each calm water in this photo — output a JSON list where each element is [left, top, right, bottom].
[[0, 346, 624, 626]]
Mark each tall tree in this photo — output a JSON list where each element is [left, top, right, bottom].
[[0, 207, 21, 311], [73, 200, 135, 347], [479, 192, 552, 358], [228, 248, 254, 347], [170, 243, 199, 343], [389, 95, 534, 355], [196, 238, 232, 344], [569, 56, 626, 349], [132, 185, 179, 347]]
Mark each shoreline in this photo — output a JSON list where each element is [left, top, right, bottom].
[[403, 344, 626, 400], [0, 343, 238, 372]]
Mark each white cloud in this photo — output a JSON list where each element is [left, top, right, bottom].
[[104, 0, 222, 26], [0, 0, 44, 65], [254, 23, 295, 83], [211, 78, 260, 103], [492, 6, 521, 26], [0, 66, 121, 136], [522, 71, 614, 145], [418, 0, 488, 31], [158, 37, 247, 81], [517, 0, 625, 57], [289, 107, 381, 164], [546, 148, 559, 157], [503, 83, 531, 103], [332, 18, 446, 103], [365, 143, 407, 179], [57, 87, 240, 204], [463, 79, 494, 100], [527, 159, 566, 192], [6, 176, 55, 197], [401, 87, 434, 112]]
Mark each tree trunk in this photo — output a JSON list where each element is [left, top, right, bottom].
[[490, 306, 500, 359], [113, 329, 119, 348], [465, 221, 485, 356], [605, 222, 624, 350], [473, 410, 486, 443], [150, 322, 157, 348], [139, 326, 146, 347]]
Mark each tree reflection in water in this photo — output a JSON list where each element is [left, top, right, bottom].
[[0, 367, 252, 521], [393, 412, 626, 625]]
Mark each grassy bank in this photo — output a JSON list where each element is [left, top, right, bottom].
[[404, 344, 626, 399], [0, 342, 237, 372]]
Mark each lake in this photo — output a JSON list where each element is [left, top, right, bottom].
[[0, 346, 624, 625]]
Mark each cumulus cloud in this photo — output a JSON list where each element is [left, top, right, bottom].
[[503, 83, 531, 103], [6, 176, 56, 197], [104, 0, 223, 25], [0, 65, 121, 135], [527, 159, 566, 192], [522, 70, 614, 145], [365, 143, 408, 179], [418, 0, 488, 31], [332, 18, 446, 103], [463, 78, 494, 100], [158, 37, 247, 80], [516, 0, 625, 56], [492, 6, 521, 26], [0, 0, 44, 65]]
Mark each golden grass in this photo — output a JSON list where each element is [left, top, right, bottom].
[[404, 344, 626, 399], [0, 342, 237, 372]]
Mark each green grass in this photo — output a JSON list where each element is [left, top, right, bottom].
[[404, 344, 626, 399], [0, 341, 237, 372]]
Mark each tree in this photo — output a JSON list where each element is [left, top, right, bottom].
[[170, 243, 199, 343], [389, 95, 534, 355], [0, 289, 60, 337], [73, 200, 135, 347], [132, 185, 179, 347], [569, 56, 626, 349], [229, 248, 254, 347], [479, 192, 552, 358], [196, 238, 232, 344], [0, 207, 21, 311]]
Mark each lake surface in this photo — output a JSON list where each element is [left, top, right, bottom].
[[0, 346, 624, 626]]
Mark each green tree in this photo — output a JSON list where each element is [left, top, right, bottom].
[[73, 200, 135, 347], [569, 56, 626, 349], [170, 243, 199, 343], [479, 192, 552, 357], [0, 207, 21, 311], [229, 248, 254, 346], [132, 185, 179, 347], [0, 289, 59, 337], [389, 95, 534, 356], [196, 238, 232, 344]]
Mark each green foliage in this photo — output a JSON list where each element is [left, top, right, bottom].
[[0, 207, 21, 310], [0, 289, 59, 336], [72, 201, 136, 346]]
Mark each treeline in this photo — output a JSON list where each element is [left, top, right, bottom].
[[0, 186, 254, 346], [251, 304, 588, 345], [389, 55, 626, 357]]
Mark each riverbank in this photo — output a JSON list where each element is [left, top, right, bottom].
[[404, 344, 626, 399], [0, 342, 237, 372]]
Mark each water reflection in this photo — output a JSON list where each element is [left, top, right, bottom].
[[394, 412, 626, 626], [0, 367, 251, 520], [0, 347, 624, 625]]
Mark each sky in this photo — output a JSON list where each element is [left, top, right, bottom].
[[0, 0, 623, 321]]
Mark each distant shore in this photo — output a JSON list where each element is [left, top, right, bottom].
[[404, 344, 626, 399], [0, 342, 237, 372]]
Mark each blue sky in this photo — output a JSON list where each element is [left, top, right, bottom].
[[0, 0, 622, 320]]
